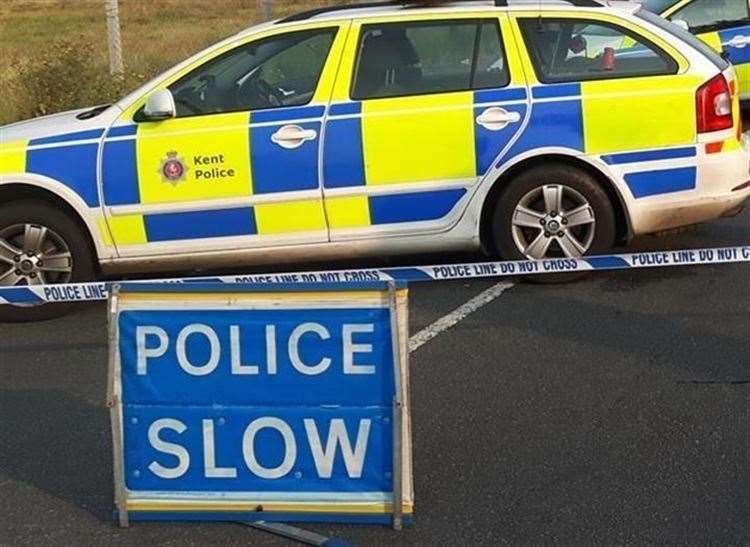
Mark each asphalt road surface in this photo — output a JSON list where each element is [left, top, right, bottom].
[[2, 183, 749, 543]]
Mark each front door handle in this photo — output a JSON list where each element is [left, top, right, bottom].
[[726, 35, 750, 49], [271, 125, 318, 149], [476, 107, 521, 131]]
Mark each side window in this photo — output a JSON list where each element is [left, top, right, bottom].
[[518, 18, 678, 84], [669, 0, 750, 32], [166, 28, 337, 118], [351, 19, 510, 100]]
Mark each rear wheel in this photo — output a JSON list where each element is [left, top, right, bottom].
[[0, 200, 96, 322], [491, 163, 616, 282]]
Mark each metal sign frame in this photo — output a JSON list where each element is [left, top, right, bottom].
[[107, 282, 413, 528]]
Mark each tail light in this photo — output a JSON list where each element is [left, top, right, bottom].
[[696, 74, 733, 133]]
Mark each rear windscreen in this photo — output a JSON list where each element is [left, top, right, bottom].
[[636, 9, 730, 71]]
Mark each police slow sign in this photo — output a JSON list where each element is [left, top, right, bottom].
[[108, 283, 413, 527]]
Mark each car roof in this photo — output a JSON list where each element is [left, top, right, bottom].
[[274, 0, 641, 26]]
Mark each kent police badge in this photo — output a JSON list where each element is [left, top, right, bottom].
[[158, 151, 188, 185]]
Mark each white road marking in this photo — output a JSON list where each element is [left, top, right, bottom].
[[408, 282, 515, 353]]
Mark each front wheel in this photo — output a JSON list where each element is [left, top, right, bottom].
[[0, 200, 96, 322], [491, 164, 616, 282]]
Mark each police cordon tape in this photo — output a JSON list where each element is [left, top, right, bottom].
[[1, 245, 748, 305]]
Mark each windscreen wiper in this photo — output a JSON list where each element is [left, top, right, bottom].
[[76, 104, 111, 120]]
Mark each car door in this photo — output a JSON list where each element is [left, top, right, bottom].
[[665, 0, 750, 97], [101, 23, 348, 256], [321, 14, 529, 240]]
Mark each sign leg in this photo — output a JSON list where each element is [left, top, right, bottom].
[[243, 521, 352, 546]]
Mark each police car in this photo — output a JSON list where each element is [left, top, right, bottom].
[[1, 0, 749, 320], [641, 0, 750, 100]]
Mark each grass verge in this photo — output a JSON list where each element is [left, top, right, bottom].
[[0, 0, 342, 124]]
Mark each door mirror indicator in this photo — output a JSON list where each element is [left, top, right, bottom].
[[143, 89, 177, 121]]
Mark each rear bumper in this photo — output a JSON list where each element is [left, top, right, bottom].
[[629, 136, 750, 235], [633, 190, 749, 234]]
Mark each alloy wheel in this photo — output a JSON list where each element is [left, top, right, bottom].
[[0, 223, 74, 286], [511, 184, 596, 260]]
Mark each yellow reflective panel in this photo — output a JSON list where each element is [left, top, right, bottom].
[[732, 75, 742, 141], [581, 75, 702, 154], [136, 112, 252, 205], [498, 16, 527, 87], [97, 217, 114, 247], [362, 92, 475, 185], [723, 137, 742, 152], [313, 21, 352, 104], [736, 63, 750, 97], [697, 31, 723, 52], [107, 215, 147, 245], [127, 499, 414, 515], [0, 139, 28, 174], [331, 27, 360, 102], [325, 195, 371, 229], [254, 199, 326, 235], [507, 16, 540, 85]]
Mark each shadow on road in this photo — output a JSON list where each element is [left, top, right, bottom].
[[0, 389, 112, 521]]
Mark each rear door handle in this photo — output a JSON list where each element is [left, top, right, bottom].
[[476, 107, 521, 131], [271, 125, 318, 149], [726, 35, 750, 49]]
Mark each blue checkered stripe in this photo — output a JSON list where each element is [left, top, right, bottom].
[[322, 87, 529, 227]]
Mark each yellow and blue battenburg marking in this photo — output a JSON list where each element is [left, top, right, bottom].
[[501, 82, 700, 199], [0, 74, 720, 246], [504, 83, 585, 157], [101, 105, 329, 244], [689, 24, 750, 96], [723, 25, 750, 65], [719, 24, 750, 93], [323, 86, 529, 228], [21, 129, 105, 207], [602, 147, 697, 198]]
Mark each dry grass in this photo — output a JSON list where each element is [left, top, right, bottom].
[[0, 0, 346, 124]]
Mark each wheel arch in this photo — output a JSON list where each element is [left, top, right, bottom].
[[478, 153, 633, 254], [0, 177, 110, 267]]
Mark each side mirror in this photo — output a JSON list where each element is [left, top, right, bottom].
[[143, 89, 176, 120], [672, 19, 690, 32]]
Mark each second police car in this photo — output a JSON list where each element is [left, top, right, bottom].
[[0, 0, 749, 319], [642, 0, 750, 100]]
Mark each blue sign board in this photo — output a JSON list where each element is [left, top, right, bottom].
[[108, 283, 413, 527]]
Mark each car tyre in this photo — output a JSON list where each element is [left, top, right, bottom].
[[0, 200, 96, 322], [491, 163, 617, 283]]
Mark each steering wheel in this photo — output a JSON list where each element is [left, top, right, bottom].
[[237, 73, 285, 109]]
